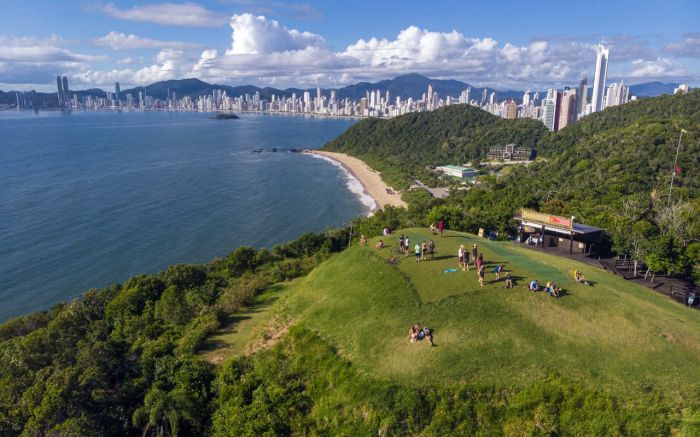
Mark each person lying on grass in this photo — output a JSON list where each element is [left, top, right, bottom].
[[408, 323, 420, 342], [574, 270, 591, 286], [408, 324, 434, 346]]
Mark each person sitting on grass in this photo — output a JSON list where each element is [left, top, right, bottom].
[[408, 323, 420, 342], [528, 280, 539, 291], [414, 243, 422, 262], [429, 223, 437, 234], [359, 234, 367, 246], [375, 240, 384, 251], [504, 271, 513, 288], [478, 265, 485, 287], [422, 326, 434, 346], [493, 264, 504, 280], [545, 281, 561, 298], [574, 270, 591, 286]]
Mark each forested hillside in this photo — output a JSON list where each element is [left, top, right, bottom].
[[324, 104, 548, 187]]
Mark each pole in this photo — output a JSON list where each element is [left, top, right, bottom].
[[667, 129, 685, 206]]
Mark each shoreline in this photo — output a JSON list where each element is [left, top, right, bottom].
[[305, 150, 407, 212]]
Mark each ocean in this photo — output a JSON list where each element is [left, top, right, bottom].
[[0, 110, 364, 321]]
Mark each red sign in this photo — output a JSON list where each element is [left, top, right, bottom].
[[549, 216, 571, 227]]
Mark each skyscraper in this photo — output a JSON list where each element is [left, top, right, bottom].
[[504, 99, 517, 119], [591, 45, 609, 113], [577, 78, 588, 118], [62, 76, 69, 104], [427, 84, 433, 110], [56, 76, 64, 107], [604, 80, 629, 108], [543, 89, 561, 131], [558, 88, 577, 130]]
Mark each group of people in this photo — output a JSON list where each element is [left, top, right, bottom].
[[398, 234, 435, 262], [408, 323, 434, 346], [528, 279, 561, 298]]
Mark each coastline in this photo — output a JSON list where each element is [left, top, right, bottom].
[[305, 150, 407, 212]]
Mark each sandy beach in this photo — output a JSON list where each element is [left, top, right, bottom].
[[307, 150, 407, 210]]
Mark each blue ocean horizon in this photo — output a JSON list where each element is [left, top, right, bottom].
[[0, 110, 362, 321]]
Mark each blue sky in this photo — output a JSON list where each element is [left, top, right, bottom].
[[1, 0, 698, 91]]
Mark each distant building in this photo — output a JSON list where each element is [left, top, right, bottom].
[[577, 78, 587, 117], [486, 144, 534, 161], [591, 45, 609, 113], [436, 165, 479, 179], [56, 76, 64, 107], [604, 80, 629, 108], [543, 89, 561, 131], [504, 99, 517, 119], [558, 88, 577, 130]]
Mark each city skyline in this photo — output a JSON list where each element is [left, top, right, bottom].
[[1, 0, 699, 92]]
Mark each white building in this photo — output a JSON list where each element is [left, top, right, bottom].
[[604, 81, 629, 108], [591, 45, 609, 113]]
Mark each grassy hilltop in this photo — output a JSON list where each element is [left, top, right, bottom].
[[204, 229, 700, 435]]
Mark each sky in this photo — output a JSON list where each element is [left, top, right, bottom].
[[1, 0, 699, 91]]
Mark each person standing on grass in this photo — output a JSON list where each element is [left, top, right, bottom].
[[494, 264, 504, 280], [428, 239, 435, 260], [421, 241, 427, 261], [414, 243, 421, 262], [476, 253, 484, 271], [478, 265, 485, 286], [399, 234, 405, 252], [458, 244, 465, 270], [438, 220, 445, 237], [404, 237, 410, 257], [472, 244, 479, 267]]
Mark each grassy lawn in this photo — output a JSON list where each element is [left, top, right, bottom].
[[275, 228, 700, 397]]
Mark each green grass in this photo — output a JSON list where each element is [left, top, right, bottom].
[[198, 281, 296, 363], [272, 228, 700, 398]]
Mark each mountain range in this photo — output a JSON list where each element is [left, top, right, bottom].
[[0, 74, 684, 109]]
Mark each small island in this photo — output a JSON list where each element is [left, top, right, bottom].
[[210, 113, 239, 120]]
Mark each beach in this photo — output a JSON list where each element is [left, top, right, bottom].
[[307, 150, 407, 211]]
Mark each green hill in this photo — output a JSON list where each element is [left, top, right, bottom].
[[207, 229, 700, 434], [324, 104, 548, 187]]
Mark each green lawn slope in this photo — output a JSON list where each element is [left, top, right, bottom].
[[272, 228, 700, 396]]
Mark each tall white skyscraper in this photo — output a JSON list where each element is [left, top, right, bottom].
[[591, 45, 609, 113]]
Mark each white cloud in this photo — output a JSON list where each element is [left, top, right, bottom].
[[117, 57, 134, 64], [92, 31, 202, 50], [226, 14, 325, 55], [628, 58, 686, 78], [665, 33, 700, 57], [76, 49, 194, 86], [100, 2, 228, 27], [0, 35, 104, 86]]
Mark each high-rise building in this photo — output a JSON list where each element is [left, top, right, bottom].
[[543, 89, 561, 131], [558, 88, 577, 130], [504, 99, 517, 119], [114, 82, 120, 101], [577, 78, 588, 117], [674, 84, 689, 94], [62, 76, 69, 105], [427, 84, 433, 110], [522, 91, 531, 107], [604, 80, 629, 108], [481, 88, 488, 107], [56, 76, 64, 107], [591, 45, 609, 113]]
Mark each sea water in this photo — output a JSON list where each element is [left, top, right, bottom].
[[0, 110, 363, 321]]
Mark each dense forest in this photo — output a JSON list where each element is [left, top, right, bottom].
[[2, 90, 700, 435]]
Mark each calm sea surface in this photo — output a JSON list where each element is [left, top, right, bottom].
[[0, 110, 362, 321]]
